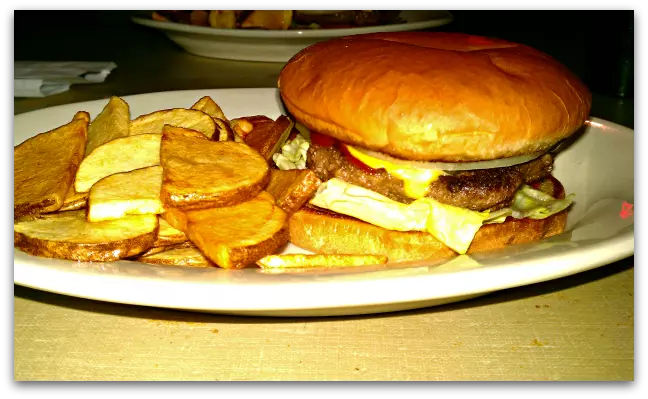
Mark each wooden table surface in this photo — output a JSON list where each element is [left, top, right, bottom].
[[13, 12, 634, 381]]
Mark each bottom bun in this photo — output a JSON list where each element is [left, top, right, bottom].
[[288, 205, 568, 262]]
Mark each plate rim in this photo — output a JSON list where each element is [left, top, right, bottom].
[[13, 88, 635, 316], [130, 11, 454, 39], [14, 230, 634, 314]]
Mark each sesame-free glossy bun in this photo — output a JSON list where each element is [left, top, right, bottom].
[[278, 32, 591, 162]]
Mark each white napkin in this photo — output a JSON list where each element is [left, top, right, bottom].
[[14, 61, 117, 98]]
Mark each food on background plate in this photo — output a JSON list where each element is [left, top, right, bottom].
[[206, 10, 237, 29], [14, 116, 87, 219], [240, 10, 293, 30], [152, 10, 404, 30], [276, 31, 591, 262], [292, 10, 404, 29]]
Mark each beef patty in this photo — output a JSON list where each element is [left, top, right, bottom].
[[307, 143, 554, 211]]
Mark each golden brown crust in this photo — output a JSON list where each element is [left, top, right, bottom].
[[14, 210, 159, 262], [14, 118, 88, 219], [14, 231, 157, 262], [288, 205, 567, 262], [159, 128, 270, 210], [265, 169, 322, 215], [278, 32, 591, 161]]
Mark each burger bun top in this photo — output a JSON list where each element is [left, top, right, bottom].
[[278, 32, 592, 162]]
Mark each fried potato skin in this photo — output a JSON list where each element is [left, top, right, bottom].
[[14, 211, 158, 262], [160, 127, 269, 210], [130, 108, 216, 138], [14, 118, 88, 219]]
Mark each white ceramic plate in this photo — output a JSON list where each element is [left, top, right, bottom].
[[13, 88, 634, 317], [131, 11, 454, 62]]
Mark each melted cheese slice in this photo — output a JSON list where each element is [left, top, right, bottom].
[[310, 178, 490, 254], [345, 145, 446, 199]]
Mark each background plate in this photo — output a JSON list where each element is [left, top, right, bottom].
[[131, 11, 454, 62], [13, 88, 634, 317]]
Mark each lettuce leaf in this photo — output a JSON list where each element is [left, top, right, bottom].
[[272, 133, 310, 170], [485, 185, 575, 224]]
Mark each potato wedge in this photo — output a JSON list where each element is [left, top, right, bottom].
[[138, 245, 213, 268], [213, 118, 234, 141], [191, 96, 229, 124], [230, 115, 273, 142], [59, 188, 88, 212], [14, 210, 158, 262], [160, 209, 190, 235], [186, 203, 288, 269], [86, 96, 130, 155], [188, 206, 288, 269], [161, 125, 208, 140], [154, 217, 188, 247], [130, 108, 216, 138], [87, 166, 165, 222], [162, 191, 276, 232], [160, 126, 269, 210], [14, 118, 87, 219], [137, 240, 192, 258], [163, 192, 288, 268], [74, 133, 161, 193], [257, 254, 388, 269], [266, 169, 322, 214], [241, 115, 294, 161], [73, 111, 91, 123], [189, 96, 233, 141]]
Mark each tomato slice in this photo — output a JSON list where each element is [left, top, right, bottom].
[[339, 143, 380, 174], [310, 131, 337, 147], [309, 133, 380, 174]]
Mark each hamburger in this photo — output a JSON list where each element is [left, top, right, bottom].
[[275, 32, 591, 262]]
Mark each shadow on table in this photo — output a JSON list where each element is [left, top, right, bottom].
[[14, 256, 633, 324]]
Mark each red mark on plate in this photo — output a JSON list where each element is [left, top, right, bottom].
[[620, 201, 633, 219]]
